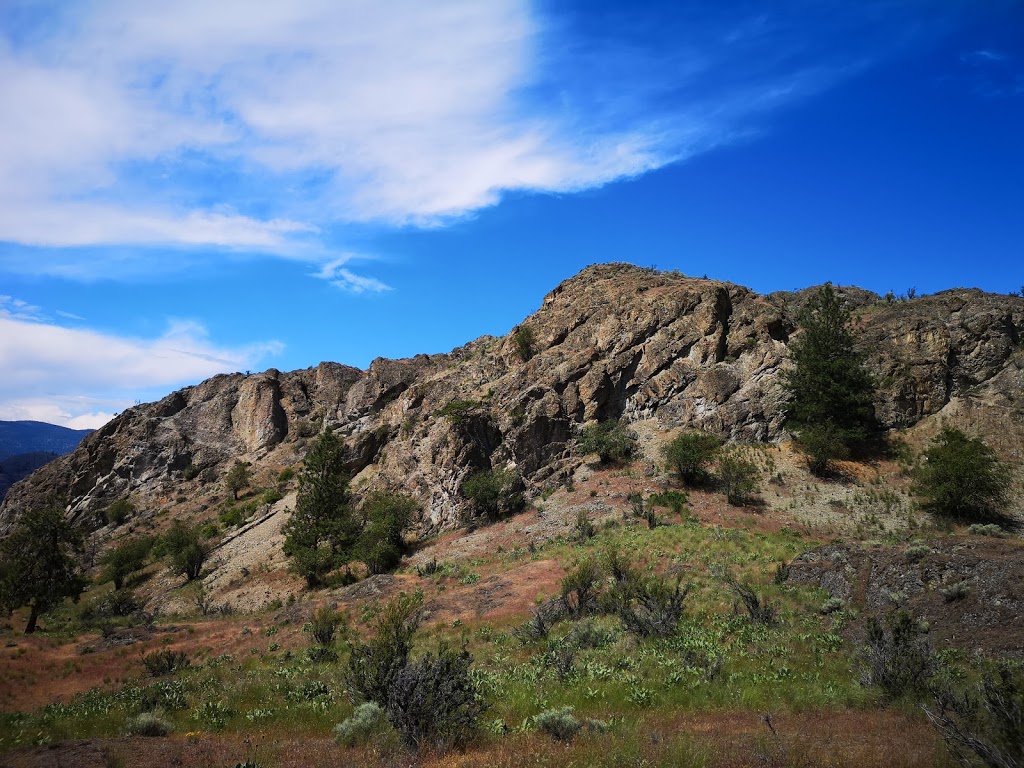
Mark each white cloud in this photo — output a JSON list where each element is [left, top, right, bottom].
[[0, 313, 283, 428], [313, 256, 392, 294], [0, 0, 857, 260], [0, 0, 966, 271]]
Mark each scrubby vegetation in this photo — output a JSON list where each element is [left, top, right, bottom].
[[913, 428, 1012, 523], [576, 420, 638, 465]]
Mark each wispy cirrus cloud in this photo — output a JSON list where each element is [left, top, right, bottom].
[[314, 257, 392, 294], [0, 310, 283, 428], [0, 0, 966, 282]]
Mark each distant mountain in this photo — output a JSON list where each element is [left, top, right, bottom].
[[0, 421, 93, 462], [0, 451, 61, 501], [0, 421, 92, 502]]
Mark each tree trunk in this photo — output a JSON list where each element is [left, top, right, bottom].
[[25, 602, 40, 634]]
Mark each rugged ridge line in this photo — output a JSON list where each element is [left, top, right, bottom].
[[2, 263, 1023, 534]]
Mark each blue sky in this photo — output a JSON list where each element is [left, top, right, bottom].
[[1, 0, 1021, 429]]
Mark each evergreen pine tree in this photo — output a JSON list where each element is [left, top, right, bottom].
[[783, 284, 877, 474], [0, 503, 86, 633], [282, 430, 359, 587]]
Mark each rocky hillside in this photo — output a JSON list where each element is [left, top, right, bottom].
[[2, 264, 1023, 536]]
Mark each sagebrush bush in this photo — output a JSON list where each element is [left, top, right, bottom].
[[385, 644, 486, 750], [142, 649, 190, 677], [125, 711, 173, 737], [724, 575, 776, 625], [560, 558, 603, 617], [904, 544, 931, 563], [306, 605, 343, 647], [535, 707, 582, 742], [925, 659, 1024, 768], [859, 610, 935, 700], [334, 702, 389, 747]]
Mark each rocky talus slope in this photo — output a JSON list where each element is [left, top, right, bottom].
[[2, 264, 1022, 536]]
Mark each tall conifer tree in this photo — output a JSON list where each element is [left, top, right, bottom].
[[783, 284, 877, 474]]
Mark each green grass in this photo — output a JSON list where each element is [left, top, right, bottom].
[[0, 514, 895, 755]]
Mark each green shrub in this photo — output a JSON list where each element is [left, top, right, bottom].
[[904, 544, 931, 563], [100, 536, 155, 590], [576, 420, 637, 465], [105, 498, 134, 527], [614, 574, 690, 638], [439, 399, 480, 425], [347, 592, 423, 705], [561, 558, 603, 617], [307, 605, 343, 647], [357, 491, 418, 575], [783, 283, 878, 474], [939, 581, 970, 602], [647, 490, 688, 515], [717, 448, 761, 506], [125, 711, 173, 737], [224, 460, 252, 500], [967, 523, 1008, 537], [277, 467, 295, 484], [535, 706, 582, 742], [820, 597, 845, 615], [160, 521, 209, 581], [661, 431, 720, 485], [913, 428, 1012, 522], [573, 509, 595, 542], [512, 325, 536, 362], [260, 488, 284, 505], [461, 468, 523, 523], [142, 649, 190, 677], [334, 702, 389, 747]]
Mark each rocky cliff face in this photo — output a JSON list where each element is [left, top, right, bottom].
[[3, 264, 1022, 534]]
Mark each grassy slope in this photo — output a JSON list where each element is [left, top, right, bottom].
[[1, 443, 1014, 768]]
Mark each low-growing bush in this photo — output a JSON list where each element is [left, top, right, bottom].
[[307, 605, 344, 648], [576, 420, 637, 465], [647, 490, 688, 515], [461, 468, 523, 523], [939, 581, 970, 602], [125, 711, 173, 737], [518, 598, 568, 642], [105, 498, 135, 527], [967, 523, 1007, 538], [534, 707, 609, 742], [100, 536, 155, 590], [661, 431, 720, 485], [615, 575, 691, 637], [347, 592, 423, 705], [561, 558, 603, 617], [335, 702, 389, 747], [717, 448, 761, 506], [535, 706, 582, 742], [904, 544, 931, 563], [142, 649, 190, 677], [724, 575, 776, 625]]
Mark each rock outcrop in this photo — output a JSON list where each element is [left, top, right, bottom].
[[2, 264, 1022, 534]]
